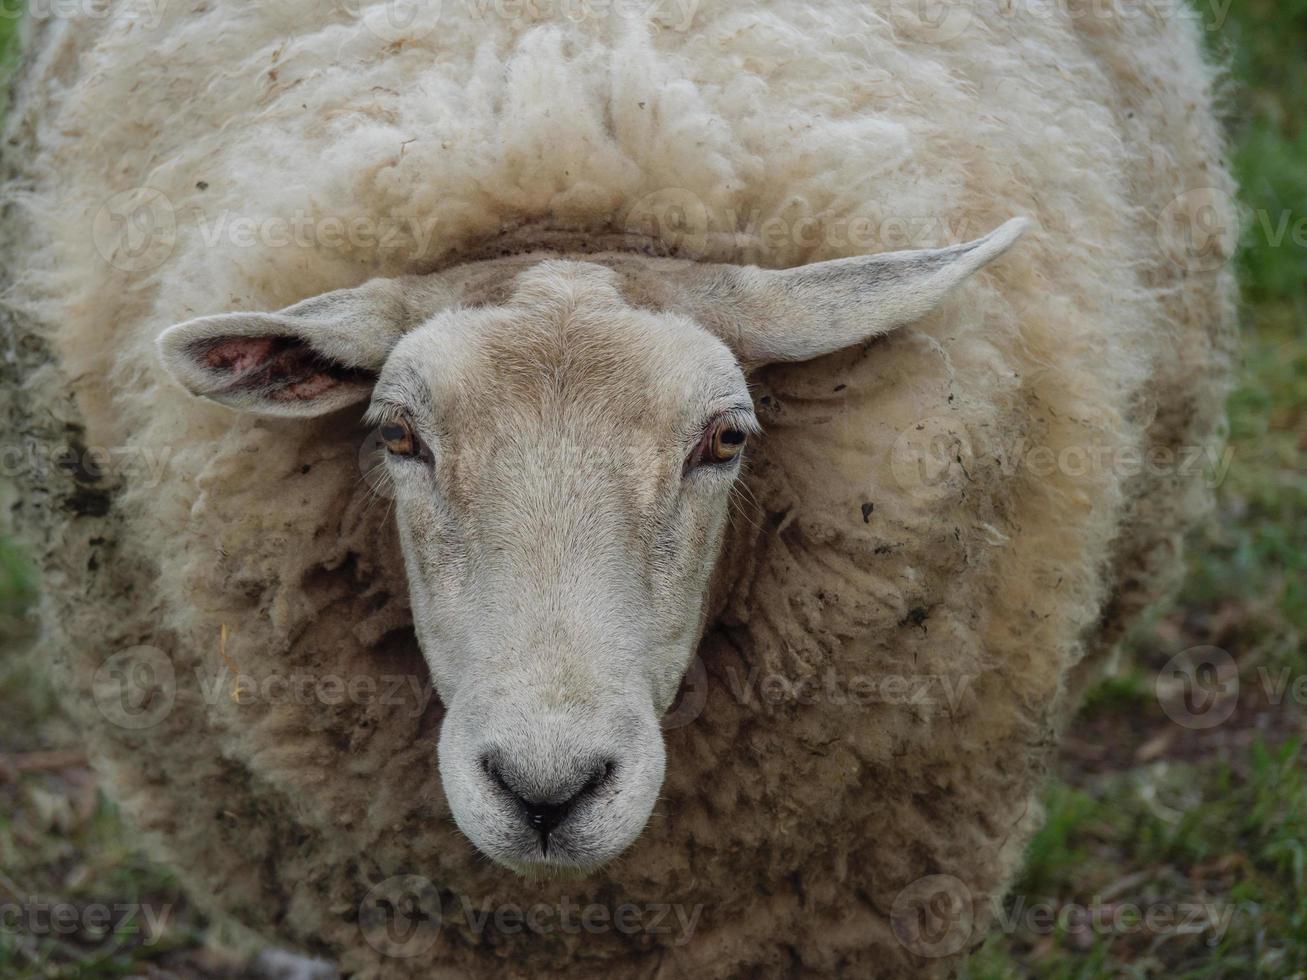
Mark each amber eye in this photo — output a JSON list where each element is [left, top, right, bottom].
[[689, 418, 749, 473], [709, 424, 748, 463], [380, 417, 421, 457]]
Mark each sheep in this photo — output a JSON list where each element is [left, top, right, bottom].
[[1, 1, 1236, 977]]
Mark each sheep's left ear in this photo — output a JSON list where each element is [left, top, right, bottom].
[[157, 276, 453, 417], [678, 218, 1029, 368]]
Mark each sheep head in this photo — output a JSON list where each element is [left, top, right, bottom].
[[157, 218, 1027, 875]]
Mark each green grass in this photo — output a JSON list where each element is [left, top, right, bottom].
[[0, 2, 20, 113], [0, 537, 35, 611], [971, 742, 1307, 978], [1, 0, 1305, 977]]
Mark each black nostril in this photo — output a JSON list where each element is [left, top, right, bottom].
[[482, 755, 618, 845], [522, 800, 569, 835], [522, 759, 616, 834]]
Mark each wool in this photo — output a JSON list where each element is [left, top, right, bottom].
[[2, 1, 1236, 976]]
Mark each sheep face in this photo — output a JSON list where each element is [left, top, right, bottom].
[[156, 219, 1026, 874], [374, 262, 752, 873]]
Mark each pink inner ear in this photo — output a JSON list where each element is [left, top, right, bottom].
[[274, 371, 343, 401], [203, 336, 278, 374], [189, 333, 370, 404]]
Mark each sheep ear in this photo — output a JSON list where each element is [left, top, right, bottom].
[[157, 277, 446, 417], [689, 218, 1029, 367]]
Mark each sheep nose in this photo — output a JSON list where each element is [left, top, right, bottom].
[[521, 798, 570, 835], [482, 754, 615, 851]]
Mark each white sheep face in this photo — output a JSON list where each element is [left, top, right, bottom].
[[373, 263, 752, 872], [157, 219, 1026, 874]]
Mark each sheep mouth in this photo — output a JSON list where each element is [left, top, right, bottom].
[[462, 813, 635, 878], [437, 692, 667, 876], [495, 837, 618, 878]]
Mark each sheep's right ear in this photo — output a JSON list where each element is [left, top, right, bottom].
[[675, 218, 1030, 369], [157, 277, 449, 417]]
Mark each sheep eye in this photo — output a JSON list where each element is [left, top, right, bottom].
[[711, 425, 747, 462], [689, 418, 748, 472], [380, 417, 421, 457]]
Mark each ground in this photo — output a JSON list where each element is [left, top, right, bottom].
[[1, 1, 1304, 977]]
